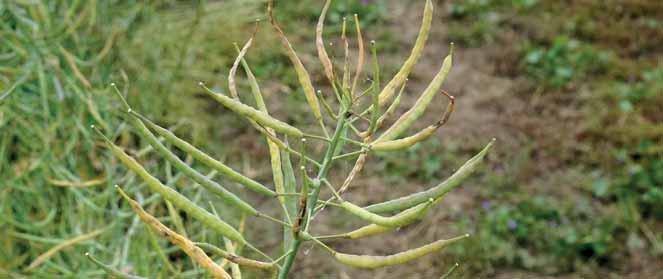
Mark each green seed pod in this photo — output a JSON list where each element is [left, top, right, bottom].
[[371, 91, 454, 152], [268, 0, 323, 122], [377, 0, 433, 108], [121, 111, 260, 215], [334, 234, 469, 269], [339, 198, 433, 227], [375, 79, 407, 130], [136, 114, 275, 197], [116, 187, 232, 279], [86, 253, 146, 279], [346, 197, 444, 239], [200, 83, 304, 138], [366, 139, 494, 213], [368, 40, 381, 135], [281, 142, 298, 252], [376, 44, 454, 142], [95, 129, 246, 244]]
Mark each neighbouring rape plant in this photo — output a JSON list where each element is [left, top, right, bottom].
[[92, 0, 494, 278]]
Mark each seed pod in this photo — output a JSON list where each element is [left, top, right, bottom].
[[368, 40, 381, 136], [339, 198, 433, 227], [375, 79, 407, 131], [377, 0, 433, 108], [228, 21, 259, 100], [200, 83, 304, 138], [351, 13, 365, 97], [268, 0, 323, 122], [376, 44, 454, 142], [334, 234, 469, 269], [224, 238, 242, 279], [346, 197, 444, 239], [281, 142, 298, 250], [136, 114, 275, 197], [231, 43, 291, 225], [116, 187, 231, 279], [365, 139, 494, 213], [196, 242, 275, 270], [121, 111, 260, 215], [371, 90, 454, 152], [316, 0, 334, 83], [86, 253, 146, 279], [95, 129, 246, 244], [27, 229, 105, 271]]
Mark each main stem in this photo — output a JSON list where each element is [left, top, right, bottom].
[[277, 107, 348, 278]]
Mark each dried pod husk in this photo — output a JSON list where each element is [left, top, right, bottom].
[[196, 242, 275, 270], [334, 234, 469, 269], [365, 139, 494, 213], [316, 0, 335, 83], [116, 187, 231, 279], [351, 13, 365, 96], [376, 45, 454, 142]]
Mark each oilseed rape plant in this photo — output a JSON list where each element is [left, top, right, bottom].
[[93, 0, 494, 277]]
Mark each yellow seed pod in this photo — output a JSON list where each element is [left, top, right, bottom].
[[268, 0, 323, 121], [339, 199, 433, 227], [334, 234, 469, 269], [116, 187, 231, 279], [95, 128, 246, 244], [200, 83, 304, 138], [371, 90, 455, 152], [376, 44, 454, 143], [377, 0, 433, 108], [346, 197, 443, 239], [316, 0, 334, 83]]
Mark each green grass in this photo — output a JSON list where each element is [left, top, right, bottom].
[[0, 1, 271, 277]]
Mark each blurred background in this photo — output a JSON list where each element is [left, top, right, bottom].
[[1, 0, 661, 278]]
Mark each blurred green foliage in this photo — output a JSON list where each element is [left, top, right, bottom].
[[444, 0, 663, 276], [522, 36, 612, 89]]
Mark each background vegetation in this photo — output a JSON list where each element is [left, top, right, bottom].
[[1, 0, 661, 278]]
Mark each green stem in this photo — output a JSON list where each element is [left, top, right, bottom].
[[277, 106, 349, 278]]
